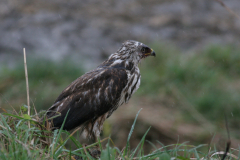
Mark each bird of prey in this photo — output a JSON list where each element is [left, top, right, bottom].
[[46, 40, 155, 140]]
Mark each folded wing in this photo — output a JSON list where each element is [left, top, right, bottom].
[[46, 67, 128, 131]]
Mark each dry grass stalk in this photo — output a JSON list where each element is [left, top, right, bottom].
[[23, 48, 30, 128]]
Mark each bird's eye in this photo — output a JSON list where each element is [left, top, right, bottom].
[[141, 47, 146, 52]]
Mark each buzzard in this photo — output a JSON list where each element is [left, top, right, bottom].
[[46, 40, 155, 140]]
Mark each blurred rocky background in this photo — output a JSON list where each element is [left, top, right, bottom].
[[1, 0, 240, 152], [1, 0, 240, 66]]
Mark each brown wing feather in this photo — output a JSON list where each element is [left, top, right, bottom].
[[46, 67, 128, 131]]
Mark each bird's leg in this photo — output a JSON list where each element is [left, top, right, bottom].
[[86, 135, 101, 158], [95, 135, 100, 144], [95, 136, 102, 157], [77, 136, 101, 159]]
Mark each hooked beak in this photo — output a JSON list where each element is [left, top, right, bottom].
[[142, 48, 156, 59], [150, 49, 156, 57]]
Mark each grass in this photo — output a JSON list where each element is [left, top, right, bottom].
[[1, 108, 238, 159]]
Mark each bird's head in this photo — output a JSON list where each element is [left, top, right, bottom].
[[101, 40, 155, 69], [116, 40, 156, 64]]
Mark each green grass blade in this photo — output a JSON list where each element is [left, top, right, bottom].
[[2, 113, 26, 120], [156, 141, 168, 153], [123, 108, 142, 157], [97, 136, 103, 152], [53, 109, 70, 156], [146, 140, 158, 150], [63, 130, 82, 148], [107, 138, 111, 160], [194, 148, 199, 159], [0, 114, 12, 131], [188, 144, 207, 152], [130, 126, 151, 159]]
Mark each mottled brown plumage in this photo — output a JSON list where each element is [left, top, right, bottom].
[[46, 40, 155, 139]]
